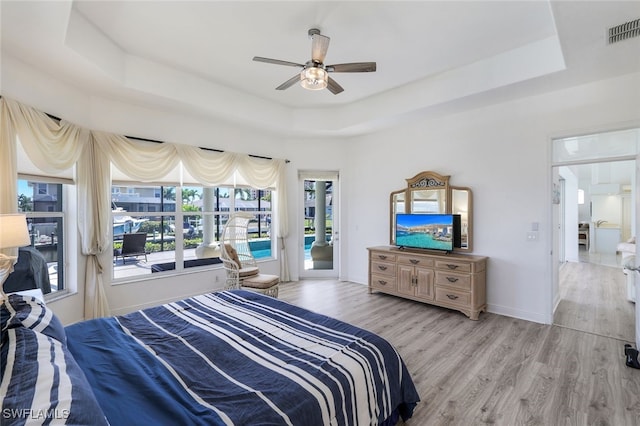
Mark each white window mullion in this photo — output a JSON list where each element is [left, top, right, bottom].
[[175, 186, 184, 269]]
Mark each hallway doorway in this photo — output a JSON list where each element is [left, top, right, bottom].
[[551, 128, 638, 342]]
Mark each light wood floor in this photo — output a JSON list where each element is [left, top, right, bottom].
[[555, 261, 635, 341], [278, 280, 640, 426]]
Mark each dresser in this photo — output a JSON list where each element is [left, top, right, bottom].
[[368, 246, 487, 320]]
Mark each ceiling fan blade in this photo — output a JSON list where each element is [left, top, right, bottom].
[[326, 62, 377, 73], [327, 77, 344, 95], [253, 57, 304, 68], [311, 34, 330, 63], [275, 74, 301, 91]]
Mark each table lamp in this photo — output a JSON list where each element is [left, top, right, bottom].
[[0, 214, 30, 299]]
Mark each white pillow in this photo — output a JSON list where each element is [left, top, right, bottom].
[[8, 288, 46, 305]]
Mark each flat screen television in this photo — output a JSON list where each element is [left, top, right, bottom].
[[395, 213, 461, 252]]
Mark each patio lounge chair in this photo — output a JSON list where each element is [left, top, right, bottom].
[[115, 232, 149, 264]]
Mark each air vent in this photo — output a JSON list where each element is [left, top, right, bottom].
[[608, 18, 640, 44]]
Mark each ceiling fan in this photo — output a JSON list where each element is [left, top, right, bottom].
[[253, 28, 376, 94]]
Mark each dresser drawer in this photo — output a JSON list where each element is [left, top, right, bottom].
[[371, 260, 396, 276], [370, 274, 397, 291], [435, 259, 472, 273], [371, 252, 397, 262], [397, 255, 435, 268], [435, 271, 471, 291], [435, 287, 471, 306], [367, 246, 487, 320]]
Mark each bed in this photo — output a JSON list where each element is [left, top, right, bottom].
[[1, 290, 419, 425], [617, 236, 636, 261]]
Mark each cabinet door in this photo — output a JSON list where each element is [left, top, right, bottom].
[[397, 264, 415, 296], [415, 267, 434, 300]]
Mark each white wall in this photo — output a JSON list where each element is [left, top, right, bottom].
[[4, 53, 640, 325], [345, 72, 640, 323]]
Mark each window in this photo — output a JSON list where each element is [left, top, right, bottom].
[[17, 178, 66, 294], [112, 184, 176, 280], [112, 184, 274, 281], [37, 183, 47, 195]]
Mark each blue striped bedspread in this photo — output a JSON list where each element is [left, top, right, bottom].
[[65, 290, 420, 425]]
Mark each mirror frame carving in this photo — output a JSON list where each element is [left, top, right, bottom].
[[389, 171, 473, 252]]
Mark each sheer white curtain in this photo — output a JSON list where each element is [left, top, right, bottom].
[[77, 135, 111, 318], [238, 156, 290, 281], [0, 97, 112, 318], [0, 100, 20, 260], [2, 97, 290, 312]]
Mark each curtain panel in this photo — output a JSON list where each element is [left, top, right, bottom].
[[77, 135, 112, 318], [0, 100, 20, 259], [1, 97, 290, 313], [1, 97, 111, 318]]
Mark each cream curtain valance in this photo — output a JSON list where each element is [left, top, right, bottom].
[[94, 131, 180, 182], [0, 96, 290, 317], [3, 99, 87, 174], [175, 144, 238, 185]]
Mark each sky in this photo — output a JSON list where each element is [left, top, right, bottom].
[[18, 179, 30, 196], [396, 213, 453, 227]]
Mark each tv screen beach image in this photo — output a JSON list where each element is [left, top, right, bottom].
[[395, 214, 454, 251]]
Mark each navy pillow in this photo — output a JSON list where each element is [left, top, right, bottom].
[[1, 296, 108, 425], [1, 294, 66, 343]]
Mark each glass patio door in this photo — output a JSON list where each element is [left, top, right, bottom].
[[299, 171, 339, 278]]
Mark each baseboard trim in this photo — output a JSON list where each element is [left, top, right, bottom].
[[487, 303, 549, 325]]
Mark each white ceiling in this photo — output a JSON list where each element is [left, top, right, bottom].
[[1, 1, 639, 137]]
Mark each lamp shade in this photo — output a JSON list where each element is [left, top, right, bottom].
[[0, 214, 30, 249], [300, 67, 328, 91]]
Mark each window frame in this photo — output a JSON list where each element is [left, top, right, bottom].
[[17, 175, 70, 297], [111, 183, 275, 283]]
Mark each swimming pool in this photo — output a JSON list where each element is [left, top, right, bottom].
[[251, 235, 329, 260]]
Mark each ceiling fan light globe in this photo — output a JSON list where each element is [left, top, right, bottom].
[[300, 67, 328, 91]]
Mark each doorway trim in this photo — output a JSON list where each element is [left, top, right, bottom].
[[549, 125, 639, 326]]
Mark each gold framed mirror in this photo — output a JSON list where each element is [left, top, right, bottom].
[[390, 171, 473, 251]]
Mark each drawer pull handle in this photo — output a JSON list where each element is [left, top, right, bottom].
[[378, 265, 388, 271], [446, 264, 459, 270], [378, 255, 388, 260], [378, 280, 387, 285], [410, 259, 420, 265], [446, 294, 459, 300], [446, 277, 459, 283]]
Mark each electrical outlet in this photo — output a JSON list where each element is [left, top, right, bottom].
[[526, 231, 538, 241]]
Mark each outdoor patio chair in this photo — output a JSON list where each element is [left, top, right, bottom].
[[220, 212, 279, 298], [115, 232, 149, 264]]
